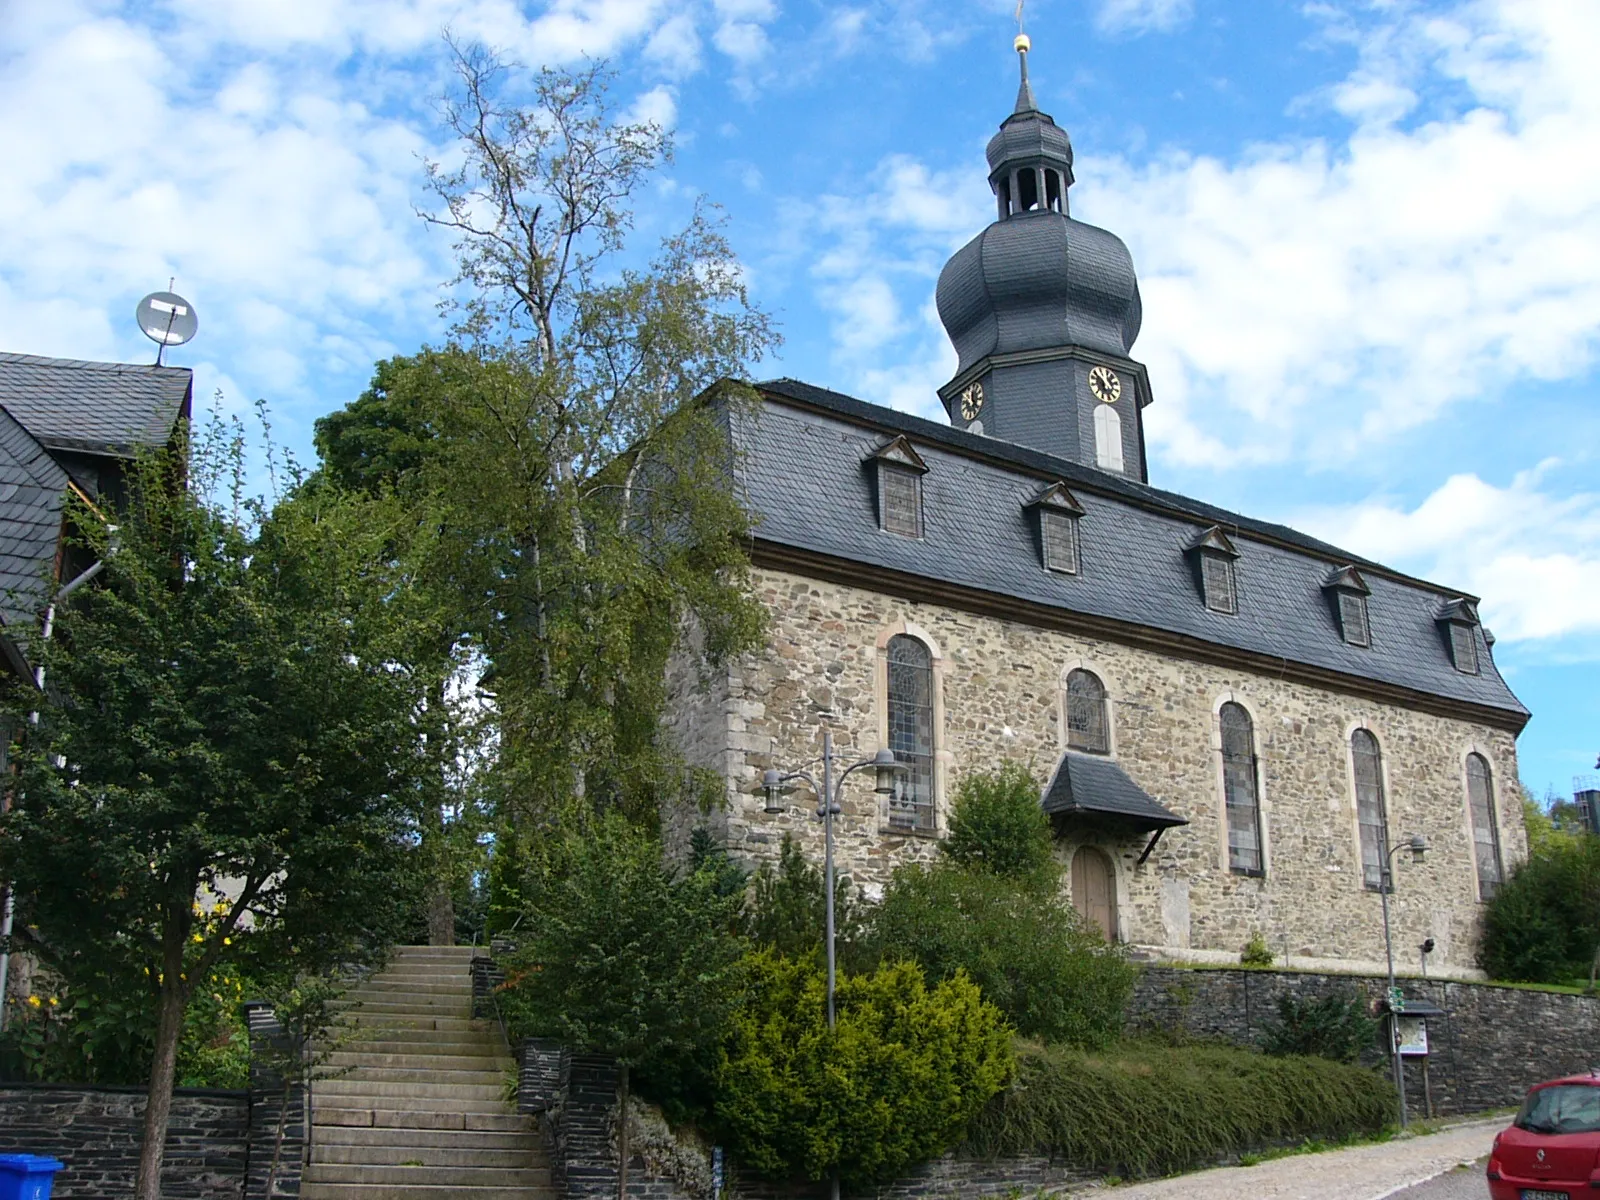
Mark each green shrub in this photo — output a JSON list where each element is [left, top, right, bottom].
[[1480, 832, 1600, 983], [714, 951, 1013, 1187], [872, 863, 1134, 1047], [1241, 933, 1276, 968], [965, 1039, 1393, 1178], [745, 834, 871, 971], [941, 763, 1054, 884], [495, 813, 746, 1118], [1259, 993, 1378, 1064]]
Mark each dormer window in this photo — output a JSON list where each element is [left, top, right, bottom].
[[1438, 598, 1481, 675], [867, 436, 928, 539], [1025, 482, 1083, 575], [1186, 526, 1239, 615], [1323, 565, 1372, 648]]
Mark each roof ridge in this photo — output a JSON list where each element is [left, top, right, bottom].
[[0, 403, 69, 493], [0, 350, 191, 377]]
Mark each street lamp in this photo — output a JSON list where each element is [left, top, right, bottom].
[[1378, 831, 1429, 1129], [763, 731, 905, 1031]]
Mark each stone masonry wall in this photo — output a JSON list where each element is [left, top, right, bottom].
[[0, 1084, 249, 1200], [1129, 966, 1600, 1115], [664, 567, 1526, 974]]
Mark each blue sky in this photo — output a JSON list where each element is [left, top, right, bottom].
[[2, 0, 1597, 800]]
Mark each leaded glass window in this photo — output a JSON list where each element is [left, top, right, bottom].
[[1450, 622, 1479, 674], [1220, 703, 1264, 876], [1202, 553, 1236, 615], [886, 635, 935, 831], [1467, 753, 1503, 900], [879, 465, 922, 538], [1353, 729, 1388, 891], [1339, 591, 1370, 648], [1065, 669, 1109, 755], [1041, 510, 1080, 574]]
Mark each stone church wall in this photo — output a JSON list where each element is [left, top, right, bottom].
[[664, 567, 1526, 974]]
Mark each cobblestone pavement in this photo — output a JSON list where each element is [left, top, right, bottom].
[[1100, 1117, 1502, 1200]]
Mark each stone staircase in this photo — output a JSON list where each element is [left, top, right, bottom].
[[303, 945, 555, 1200]]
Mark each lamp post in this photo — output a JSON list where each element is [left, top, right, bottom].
[[763, 730, 904, 1030], [1378, 831, 1429, 1130]]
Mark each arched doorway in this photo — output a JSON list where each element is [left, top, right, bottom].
[[1071, 846, 1118, 943]]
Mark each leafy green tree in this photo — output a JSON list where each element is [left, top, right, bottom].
[[1479, 827, 1600, 987], [0, 436, 430, 1200], [940, 762, 1054, 883], [745, 834, 869, 970], [496, 813, 747, 1123], [713, 951, 1013, 1187], [313, 43, 776, 829]]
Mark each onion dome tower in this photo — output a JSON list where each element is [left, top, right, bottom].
[[936, 35, 1151, 481]]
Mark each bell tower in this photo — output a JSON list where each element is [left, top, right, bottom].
[[935, 35, 1153, 482]]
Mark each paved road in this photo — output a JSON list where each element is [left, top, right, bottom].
[[1102, 1117, 1502, 1200], [1386, 1159, 1489, 1199]]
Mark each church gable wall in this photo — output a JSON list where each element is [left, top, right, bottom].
[[667, 566, 1525, 975]]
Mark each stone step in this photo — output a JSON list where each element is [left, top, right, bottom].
[[314, 1108, 532, 1133], [340, 1037, 503, 1056], [331, 1066, 507, 1087], [314, 1126, 535, 1152], [389, 947, 478, 960], [343, 1015, 486, 1033], [304, 1164, 549, 1188], [339, 1000, 473, 1018], [300, 1185, 554, 1200], [351, 982, 471, 998], [312, 1143, 539, 1170], [318, 1079, 506, 1102], [328, 1052, 513, 1073]]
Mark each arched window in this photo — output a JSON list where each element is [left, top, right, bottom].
[[1094, 404, 1124, 472], [1065, 669, 1109, 754], [1352, 730, 1388, 891], [886, 635, 935, 831], [1220, 703, 1264, 876], [1466, 753, 1504, 900]]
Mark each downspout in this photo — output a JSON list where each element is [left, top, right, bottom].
[[0, 555, 109, 1029]]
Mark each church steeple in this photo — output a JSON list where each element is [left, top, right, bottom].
[[934, 35, 1151, 481]]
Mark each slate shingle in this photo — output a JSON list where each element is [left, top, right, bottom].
[[0, 352, 190, 456], [1042, 752, 1188, 829]]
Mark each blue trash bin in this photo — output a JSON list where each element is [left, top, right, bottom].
[[0, 1155, 64, 1200]]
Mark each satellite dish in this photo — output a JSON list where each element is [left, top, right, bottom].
[[135, 291, 198, 365]]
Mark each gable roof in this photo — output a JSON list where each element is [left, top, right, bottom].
[[733, 378, 1528, 729], [0, 352, 190, 456], [0, 406, 71, 650], [1042, 752, 1188, 831]]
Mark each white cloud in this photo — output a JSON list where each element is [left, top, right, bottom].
[[1095, 0, 1194, 37], [713, 20, 772, 65], [1297, 463, 1600, 646], [644, 12, 702, 77], [625, 84, 679, 131]]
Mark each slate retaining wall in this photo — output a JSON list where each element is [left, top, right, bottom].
[[0, 1083, 248, 1199], [1128, 966, 1600, 1114]]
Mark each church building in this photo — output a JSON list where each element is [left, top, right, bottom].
[[667, 39, 1528, 979]]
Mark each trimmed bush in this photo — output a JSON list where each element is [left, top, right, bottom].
[[941, 762, 1055, 884], [1260, 992, 1379, 1064], [872, 864, 1135, 1047], [714, 951, 1014, 1187], [965, 1039, 1393, 1178], [1479, 829, 1600, 984]]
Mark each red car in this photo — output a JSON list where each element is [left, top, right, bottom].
[[1488, 1070, 1600, 1199]]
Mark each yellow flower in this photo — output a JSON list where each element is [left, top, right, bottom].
[[47, 997, 58, 1007], [192, 933, 203, 944], [223, 937, 231, 946], [26, 995, 40, 1008]]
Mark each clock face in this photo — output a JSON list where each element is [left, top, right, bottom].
[[959, 381, 986, 422], [1088, 365, 1122, 405]]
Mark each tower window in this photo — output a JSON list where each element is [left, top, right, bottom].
[[1466, 753, 1503, 900], [1065, 669, 1109, 754], [1093, 405, 1124, 472], [1352, 729, 1388, 892], [1041, 510, 1079, 574], [1016, 168, 1039, 212], [1220, 703, 1264, 877], [886, 635, 936, 832], [1202, 555, 1236, 615], [1045, 170, 1063, 213]]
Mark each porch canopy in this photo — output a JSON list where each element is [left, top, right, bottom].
[[1042, 752, 1188, 845]]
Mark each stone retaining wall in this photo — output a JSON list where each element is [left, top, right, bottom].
[[0, 1083, 248, 1199], [1129, 966, 1600, 1114]]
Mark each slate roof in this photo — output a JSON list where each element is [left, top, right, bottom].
[[1042, 752, 1188, 831], [0, 352, 191, 456], [735, 378, 1529, 726], [0, 407, 70, 649]]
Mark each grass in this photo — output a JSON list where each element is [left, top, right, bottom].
[[1157, 959, 1598, 997], [963, 1038, 1394, 1180]]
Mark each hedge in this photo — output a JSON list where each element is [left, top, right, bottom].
[[964, 1039, 1394, 1178]]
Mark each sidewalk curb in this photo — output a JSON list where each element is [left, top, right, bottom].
[[1364, 1158, 1479, 1200]]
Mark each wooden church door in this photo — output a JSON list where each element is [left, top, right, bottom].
[[1071, 846, 1118, 943]]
